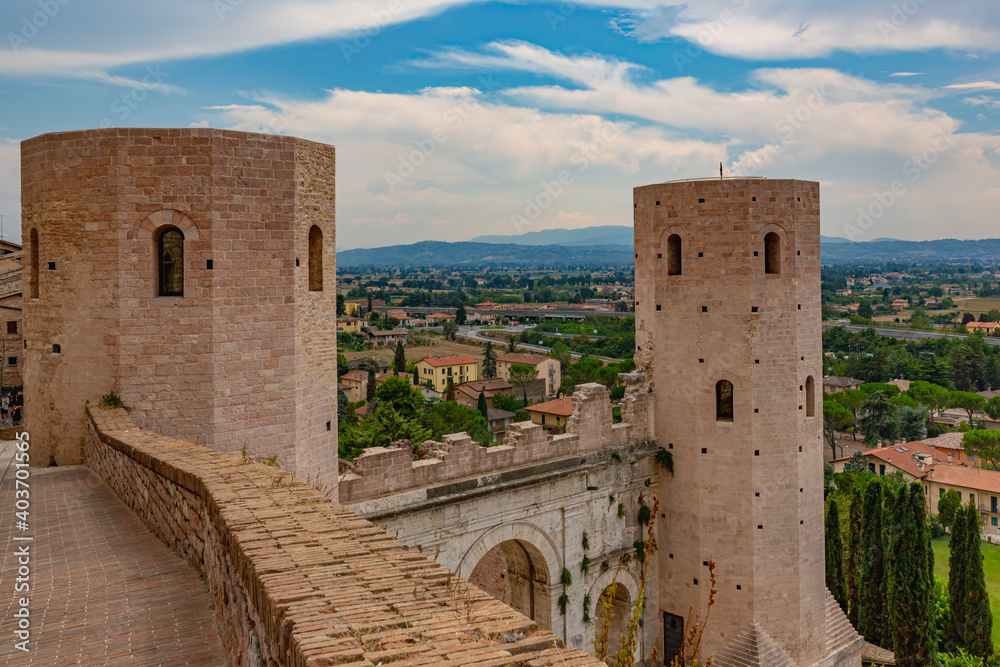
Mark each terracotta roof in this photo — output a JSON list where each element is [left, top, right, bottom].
[[864, 442, 936, 479], [921, 431, 966, 450], [888, 379, 911, 392], [931, 465, 1000, 495], [526, 396, 574, 417], [486, 408, 515, 422], [340, 370, 367, 383], [376, 370, 413, 383], [455, 379, 513, 400], [426, 313, 454, 319], [861, 642, 895, 665], [498, 353, 550, 366], [419, 355, 476, 368], [337, 316, 362, 322], [366, 329, 405, 337]]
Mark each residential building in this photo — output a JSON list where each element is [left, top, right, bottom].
[[365, 329, 407, 348], [890, 299, 909, 310], [385, 310, 413, 327], [347, 357, 390, 373], [426, 313, 455, 324], [0, 242, 23, 395], [525, 396, 573, 430], [454, 378, 514, 408], [415, 355, 479, 392], [497, 352, 560, 397], [967, 321, 1000, 336], [486, 407, 516, 443], [339, 370, 368, 403], [336, 316, 364, 334], [823, 376, 862, 394]]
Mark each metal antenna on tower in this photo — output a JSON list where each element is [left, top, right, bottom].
[[719, 162, 723, 180]]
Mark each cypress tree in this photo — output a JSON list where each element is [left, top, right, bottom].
[[859, 479, 888, 646], [482, 342, 497, 379], [847, 489, 862, 628], [477, 390, 489, 423], [394, 340, 406, 373], [825, 498, 847, 614], [962, 501, 993, 659], [887, 482, 934, 667], [948, 503, 969, 652]]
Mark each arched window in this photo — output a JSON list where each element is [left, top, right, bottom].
[[764, 232, 780, 274], [667, 234, 682, 276], [29, 228, 39, 300], [806, 375, 815, 417], [157, 227, 184, 296], [716, 380, 734, 422], [308, 225, 323, 292]]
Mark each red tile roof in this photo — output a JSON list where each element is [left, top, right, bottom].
[[526, 397, 574, 417], [498, 353, 550, 366], [420, 355, 477, 368]]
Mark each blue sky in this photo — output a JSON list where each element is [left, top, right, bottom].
[[1, 0, 999, 249]]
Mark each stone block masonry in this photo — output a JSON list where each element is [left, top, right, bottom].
[[22, 128, 339, 493], [85, 405, 605, 666], [340, 381, 653, 503]]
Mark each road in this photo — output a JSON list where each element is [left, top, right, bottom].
[[458, 326, 625, 363], [822, 323, 1000, 346]]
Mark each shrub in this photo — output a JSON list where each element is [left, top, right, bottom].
[[98, 392, 123, 408]]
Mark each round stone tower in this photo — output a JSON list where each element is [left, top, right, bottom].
[[633, 178, 861, 665]]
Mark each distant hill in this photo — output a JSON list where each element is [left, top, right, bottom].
[[470, 225, 633, 247], [820, 235, 852, 244], [337, 241, 634, 268], [820, 238, 1000, 263]]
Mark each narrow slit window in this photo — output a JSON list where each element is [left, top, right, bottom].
[[29, 228, 39, 299], [806, 375, 815, 417], [667, 234, 682, 276], [764, 232, 781, 274], [309, 225, 323, 291], [157, 227, 184, 296], [716, 380, 734, 422]]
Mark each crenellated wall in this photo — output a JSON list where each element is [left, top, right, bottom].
[[340, 381, 653, 503], [84, 405, 605, 667]]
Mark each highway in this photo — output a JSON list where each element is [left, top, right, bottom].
[[822, 323, 1000, 347]]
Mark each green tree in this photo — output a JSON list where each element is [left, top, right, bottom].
[[844, 450, 870, 474], [950, 342, 985, 392], [949, 503, 970, 653], [375, 376, 424, 420], [445, 377, 456, 402], [824, 400, 855, 459], [951, 391, 986, 426], [442, 320, 459, 340], [858, 299, 874, 320], [482, 342, 498, 379], [337, 353, 350, 378], [336, 293, 345, 316], [963, 430, 1000, 469], [826, 499, 847, 614], [351, 405, 432, 453], [551, 341, 573, 375], [847, 490, 863, 627], [857, 390, 901, 446], [393, 340, 407, 373], [366, 368, 377, 402], [476, 390, 489, 424], [906, 380, 952, 421], [508, 362, 539, 404], [422, 400, 492, 446], [899, 405, 929, 442], [938, 489, 962, 531], [985, 395, 1000, 421], [832, 389, 865, 440], [887, 482, 934, 667], [455, 305, 467, 325], [951, 503, 993, 658], [507, 335, 517, 352], [859, 479, 889, 646], [413, 365, 420, 385]]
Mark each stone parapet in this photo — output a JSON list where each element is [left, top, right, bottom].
[[85, 405, 605, 667], [340, 382, 652, 504]]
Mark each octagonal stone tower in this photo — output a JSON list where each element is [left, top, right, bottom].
[[633, 179, 861, 665], [22, 128, 339, 494]]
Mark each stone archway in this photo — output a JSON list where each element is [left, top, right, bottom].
[[458, 522, 562, 632], [588, 567, 642, 664], [468, 539, 552, 630]]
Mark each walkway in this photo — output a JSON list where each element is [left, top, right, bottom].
[[0, 441, 225, 666]]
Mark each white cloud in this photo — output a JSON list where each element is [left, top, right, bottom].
[[946, 81, 1000, 91], [889, 72, 923, 77]]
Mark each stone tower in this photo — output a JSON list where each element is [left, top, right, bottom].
[[633, 179, 861, 665], [22, 128, 340, 494]]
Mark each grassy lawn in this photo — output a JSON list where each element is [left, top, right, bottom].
[[953, 296, 1000, 316], [931, 536, 1000, 645]]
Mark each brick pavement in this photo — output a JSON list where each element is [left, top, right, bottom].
[[0, 442, 225, 666]]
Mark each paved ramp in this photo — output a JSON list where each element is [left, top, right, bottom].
[[0, 442, 225, 666]]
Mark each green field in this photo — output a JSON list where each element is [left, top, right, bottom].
[[954, 297, 1000, 316], [931, 536, 1000, 645]]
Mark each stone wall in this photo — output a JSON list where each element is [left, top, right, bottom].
[[85, 405, 605, 667], [340, 382, 652, 503], [22, 128, 338, 492]]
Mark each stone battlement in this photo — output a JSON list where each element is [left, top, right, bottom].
[[339, 381, 653, 503], [84, 406, 604, 666]]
